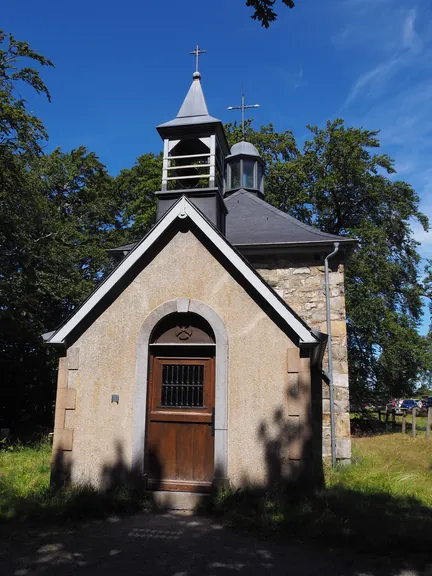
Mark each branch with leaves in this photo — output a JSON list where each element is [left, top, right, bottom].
[[0, 30, 54, 155], [246, 0, 295, 28]]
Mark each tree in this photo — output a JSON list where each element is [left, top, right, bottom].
[[225, 119, 430, 402], [0, 32, 121, 431], [246, 0, 295, 28], [0, 146, 118, 431], [0, 31, 54, 432], [114, 153, 163, 242], [0, 30, 54, 156]]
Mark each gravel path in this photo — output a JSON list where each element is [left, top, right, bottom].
[[0, 512, 430, 576]]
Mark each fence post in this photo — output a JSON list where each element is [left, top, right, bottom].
[[392, 410, 396, 425], [412, 407, 416, 438], [402, 412, 406, 435], [427, 407, 431, 439], [385, 410, 389, 432]]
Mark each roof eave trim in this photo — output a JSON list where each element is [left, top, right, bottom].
[[47, 196, 318, 347], [234, 238, 357, 248]]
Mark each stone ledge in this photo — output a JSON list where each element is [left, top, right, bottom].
[[149, 491, 210, 511]]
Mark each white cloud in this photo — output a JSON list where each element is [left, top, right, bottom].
[[293, 66, 308, 89], [403, 9, 422, 52], [336, 2, 432, 264], [412, 225, 432, 245], [344, 57, 401, 106], [340, 5, 431, 108]]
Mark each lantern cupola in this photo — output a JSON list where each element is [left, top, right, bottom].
[[225, 141, 265, 198]]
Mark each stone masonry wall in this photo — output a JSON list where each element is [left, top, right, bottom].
[[250, 256, 351, 461]]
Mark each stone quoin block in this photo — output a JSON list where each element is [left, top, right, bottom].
[[330, 320, 347, 337], [288, 437, 304, 460], [54, 408, 65, 430], [333, 373, 349, 388], [56, 388, 76, 410], [57, 357, 68, 389], [336, 438, 351, 460], [53, 428, 74, 451], [67, 347, 80, 370], [287, 348, 300, 373]]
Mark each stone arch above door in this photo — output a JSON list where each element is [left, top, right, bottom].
[[132, 299, 229, 485]]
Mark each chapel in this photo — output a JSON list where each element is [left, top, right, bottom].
[[46, 55, 354, 498]]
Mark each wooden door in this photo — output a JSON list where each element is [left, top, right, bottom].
[[146, 355, 215, 492]]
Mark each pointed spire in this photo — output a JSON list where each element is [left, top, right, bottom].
[[177, 72, 209, 118]]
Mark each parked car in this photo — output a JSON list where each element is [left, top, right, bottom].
[[399, 399, 418, 413], [386, 399, 402, 413], [420, 396, 432, 409]]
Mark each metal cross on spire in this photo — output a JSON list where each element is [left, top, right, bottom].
[[189, 45, 206, 74], [227, 85, 260, 138]]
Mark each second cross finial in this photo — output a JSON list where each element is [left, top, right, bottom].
[[189, 45, 206, 74], [227, 85, 259, 139]]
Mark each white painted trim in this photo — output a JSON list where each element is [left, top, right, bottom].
[[47, 196, 317, 346]]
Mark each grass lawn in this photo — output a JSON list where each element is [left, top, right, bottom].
[[331, 434, 432, 504], [0, 441, 146, 523], [212, 433, 432, 555], [1, 435, 432, 556]]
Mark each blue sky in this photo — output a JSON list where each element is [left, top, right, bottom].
[[4, 0, 432, 329]]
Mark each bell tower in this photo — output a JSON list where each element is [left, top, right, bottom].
[[155, 47, 230, 233]]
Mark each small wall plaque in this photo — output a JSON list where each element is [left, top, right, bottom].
[[111, 394, 119, 404]]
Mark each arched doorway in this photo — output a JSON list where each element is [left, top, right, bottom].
[[146, 312, 216, 492]]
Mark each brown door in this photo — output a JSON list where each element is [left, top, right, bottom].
[[146, 355, 215, 492]]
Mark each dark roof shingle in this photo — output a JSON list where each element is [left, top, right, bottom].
[[225, 189, 353, 246], [109, 190, 355, 255]]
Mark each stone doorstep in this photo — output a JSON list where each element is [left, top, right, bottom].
[[148, 491, 210, 511]]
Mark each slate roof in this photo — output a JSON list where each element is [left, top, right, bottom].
[[109, 189, 354, 255], [224, 189, 354, 247], [157, 72, 221, 131]]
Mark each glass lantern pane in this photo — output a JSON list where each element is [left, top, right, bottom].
[[243, 160, 255, 188], [258, 165, 264, 191], [230, 161, 240, 189]]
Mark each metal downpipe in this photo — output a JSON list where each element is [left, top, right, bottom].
[[325, 242, 340, 468]]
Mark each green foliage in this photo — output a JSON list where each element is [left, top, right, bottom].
[[0, 30, 54, 155], [226, 119, 430, 402], [0, 145, 121, 429], [0, 31, 127, 430], [114, 153, 162, 241], [246, 0, 295, 28]]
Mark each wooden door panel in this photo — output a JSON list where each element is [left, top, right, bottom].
[[192, 424, 214, 482], [147, 422, 214, 488], [146, 355, 215, 492]]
